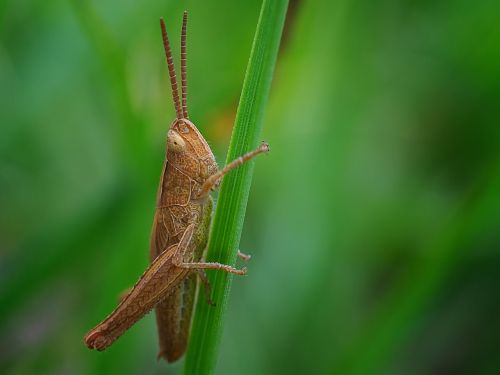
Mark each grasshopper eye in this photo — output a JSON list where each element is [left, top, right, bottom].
[[167, 130, 186, 153]]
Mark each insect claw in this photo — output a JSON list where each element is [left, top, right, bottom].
[[237, 250, 251, 262]]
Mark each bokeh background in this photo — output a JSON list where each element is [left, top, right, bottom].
[[1, 0, 500, 374]]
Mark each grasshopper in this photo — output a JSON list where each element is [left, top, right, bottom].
[[84, 12, 269, 362]]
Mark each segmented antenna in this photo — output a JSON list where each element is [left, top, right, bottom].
[[180, 11, 189, 119], [160, 18, 182, 119]]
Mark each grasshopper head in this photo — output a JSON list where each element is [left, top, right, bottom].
[[160, 16, 218, 185], [166, 119, 218, 183]]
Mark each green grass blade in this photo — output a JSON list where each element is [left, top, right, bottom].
[[183, 0, 289, 373]]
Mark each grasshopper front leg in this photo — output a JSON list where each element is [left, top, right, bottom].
[[197, 142, 270, 199]]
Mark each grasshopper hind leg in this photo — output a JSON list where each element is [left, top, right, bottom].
[[172, 224, 248, 276], [194, 251, 252, 307], [178, 260, 247, 275]]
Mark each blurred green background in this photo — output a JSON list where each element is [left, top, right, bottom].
[[2, 0, 500, 374]]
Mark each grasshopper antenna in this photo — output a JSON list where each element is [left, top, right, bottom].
[[180, 11, 189, 119], [160, 17, 183, 120]]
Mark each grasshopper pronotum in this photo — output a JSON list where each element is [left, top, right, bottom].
[[84, 12, 269, 362]]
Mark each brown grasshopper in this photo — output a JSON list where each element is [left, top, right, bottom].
[[84, 12, 269, 362]]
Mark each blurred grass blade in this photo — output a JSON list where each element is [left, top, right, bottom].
[[183, 0, 289, 373], [335, 155, 500, 374]]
